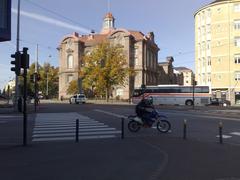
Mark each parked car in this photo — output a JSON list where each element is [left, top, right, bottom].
[[207, 98, 231, 107], [69, 94, 87, 104]]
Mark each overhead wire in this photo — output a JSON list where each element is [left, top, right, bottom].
[[23, 0, 94, 33]]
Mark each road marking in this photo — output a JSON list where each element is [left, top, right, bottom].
[[94, 109, 127, 118], [32, 112, 120, 142], [34, 123, 105, 128], [230, 132, 240, 136], [32, 125, 108, 131], [216, 135, 232, 139], [0, 115, 21, 118], [33, 131, 121, 138], [33, 127, 117, 134], [32, 135, 116, 142], [163, 110, 240, 121]]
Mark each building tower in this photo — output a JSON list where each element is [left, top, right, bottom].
[[195, 0, 240, 105], [101, 12, 115, 34]]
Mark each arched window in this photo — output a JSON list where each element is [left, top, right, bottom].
[[67, 55, 74, 69]]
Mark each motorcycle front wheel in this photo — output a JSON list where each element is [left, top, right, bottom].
[[157, 120, 171, 133], [128, 120, 141, 132]]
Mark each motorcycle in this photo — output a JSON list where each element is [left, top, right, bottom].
[[127, 109, 171, 133]]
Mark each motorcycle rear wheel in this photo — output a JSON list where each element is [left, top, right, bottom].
[[128, 120, 141, 132], [157, 120, 171, 133]]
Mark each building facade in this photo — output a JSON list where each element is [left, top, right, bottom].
[[174, 67, 194, 86], [158, 56, 176, 84], [195, 0, 240, 105], [58, 13, 159, 100]]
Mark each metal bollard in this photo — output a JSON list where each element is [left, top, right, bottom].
[[219, 121, 223, 144], [183, 119, 187, 140], [76, 119, 79, 142], [121, 118, 124, 139]]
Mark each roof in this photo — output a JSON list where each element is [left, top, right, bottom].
[[104, 12, 114, 19], [158, 62, 169, 65], [128, 30, 145, 41], [79, 34, 109, 44], [174, 67, 192, 72], [210, 0, 229, 4]]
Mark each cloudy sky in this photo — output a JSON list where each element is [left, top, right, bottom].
[[0, 0, 213, 90]]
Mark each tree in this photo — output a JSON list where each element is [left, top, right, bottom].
[[81, 42, 132, 101], [67, 80, 78, 95], [38, 63, 59, 98], [26, 62, 59, 99]]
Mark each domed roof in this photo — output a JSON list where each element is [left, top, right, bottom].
[[104, 12, 114, 19]]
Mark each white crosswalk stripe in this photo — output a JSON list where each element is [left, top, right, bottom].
[[32, 112, 121, 142]]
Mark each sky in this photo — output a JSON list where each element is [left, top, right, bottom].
[[0, 0, 213, 90]]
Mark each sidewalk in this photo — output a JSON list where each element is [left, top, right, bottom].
[[0, 136, 240, 180]]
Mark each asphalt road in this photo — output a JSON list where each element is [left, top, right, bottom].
[[30, 103, 240, 146], [1, 103, 240, 180]]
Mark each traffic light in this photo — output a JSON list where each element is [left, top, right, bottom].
[[21, 47, 29, 69], [10, 51, 21, 76]]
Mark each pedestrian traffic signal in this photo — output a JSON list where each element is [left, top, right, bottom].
[[10, 51, 21, 76]]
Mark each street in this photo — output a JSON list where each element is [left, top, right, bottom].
[[1, 103, 240, 180]]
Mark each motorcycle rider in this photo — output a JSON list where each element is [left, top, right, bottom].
[[135, 96, 155, 126]]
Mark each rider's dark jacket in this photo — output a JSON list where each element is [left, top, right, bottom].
[[135, 99, 154, 118]]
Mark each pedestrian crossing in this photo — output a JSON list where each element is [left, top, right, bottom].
[[32, 112, 121, 142]]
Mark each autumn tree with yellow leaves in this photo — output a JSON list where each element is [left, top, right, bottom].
[[80, 42, 133, 101]]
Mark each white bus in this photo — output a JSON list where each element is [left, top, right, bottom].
[[132, 85, 210, 106]]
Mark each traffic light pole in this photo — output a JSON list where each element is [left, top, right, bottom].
[[11, 47, 29, 146], [22, 47, 29, 146], [23, 61, 27, 146], [34, 72, 37, 112]]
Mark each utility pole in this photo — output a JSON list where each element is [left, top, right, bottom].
[[192, 75, 196, 109], [34, 44, 38, 112], [15, 0, 21, 111], [46, 72, 48, 99]]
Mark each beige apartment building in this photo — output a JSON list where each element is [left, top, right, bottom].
[[58, 12, 159, 100], [195, 0, 240, 105]]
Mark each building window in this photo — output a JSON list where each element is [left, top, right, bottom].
[[234, 4, 240, 12], [208, 73, 211, 82], [67, 74, 73, 83], [207, 41, 211, 50], [202, 58, 205, 68], [235, 37, 240, 47], [218, 58, 222, 63], [235, 72, 240, 81], [207, 57, 211, 66], [218, 75, 222, 80], [234, 20, 240, 30], [206, 25, 211, 34], [235, 55, 240, 64], [201, 11, 205, 21], [67, 54, 74, 69]]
